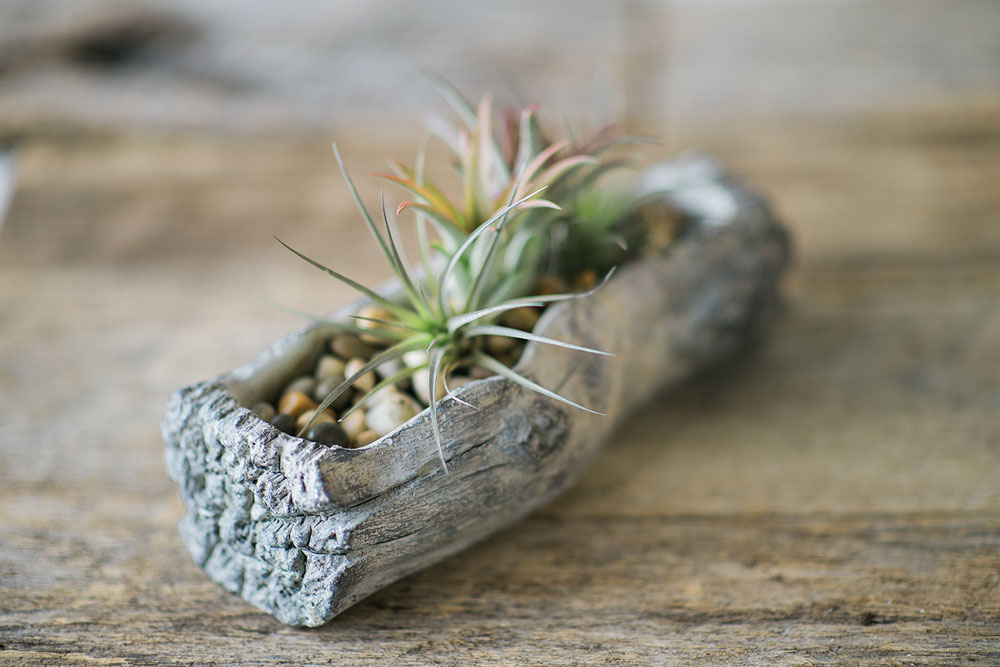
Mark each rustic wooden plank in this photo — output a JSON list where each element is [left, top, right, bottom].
[[2, 500, 998, 664], [2, 102, 1000, 662], [1, 0, 997, 136]]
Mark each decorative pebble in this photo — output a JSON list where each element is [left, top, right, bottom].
[[468, 365, 493, 379], [304, 422, 351, 448], [315, 354, 346, 380], [374, 356, 404, 380], [313, 375, 351, 410], [296, 408, 336, 431], [277, 391, 317, 418], [340, 409, 368, 440], [283, 375, 317, 398], [411, 367, 448, 406], [365, 389, 421, 437], [365, 384, 399, 405], [345, 358, 376, 393], [572, 268, 599, 291], [354, 430, 380, 447], [502, 306, 540, 332], [330, 334, 376, 361], [498, 342, 526, 368], [402, 350, 428, 368], [447, 375, 475, 391], [638, 201, 685, 250], [270, 413, 297, 435], [356, 305, 397, 346], [485, 335, 516, 356], [251, 401, 275, 422], [534, 274, 569, 295]]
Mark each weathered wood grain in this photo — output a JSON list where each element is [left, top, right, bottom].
[[2, 100, 1000, 662]]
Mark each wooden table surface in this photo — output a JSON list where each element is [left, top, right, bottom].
[[1, 102, 998, 665], [2, 0, 1000, 650]]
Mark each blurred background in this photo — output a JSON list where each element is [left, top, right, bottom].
[[2, 1, 999, 661], [2, 0, 998, 273], [3, 0, 998, 131]]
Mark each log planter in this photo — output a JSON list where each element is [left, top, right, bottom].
[[162, 155, 790, 626]]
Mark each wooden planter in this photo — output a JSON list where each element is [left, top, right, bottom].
[[162, 156, 790, 626]]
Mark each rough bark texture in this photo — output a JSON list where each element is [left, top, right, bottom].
[[161, 157, 789, 626]]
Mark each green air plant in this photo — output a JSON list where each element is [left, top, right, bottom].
[[278, 145, 615, 470], [377, 78, 608, 309], [381, 72, 651, 294], [274, 82, 639, 470], [545, 175, 641, 282]]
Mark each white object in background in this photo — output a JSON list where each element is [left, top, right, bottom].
[[0, 149, 15, 230]]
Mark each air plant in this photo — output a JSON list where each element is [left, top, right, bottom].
[[276, 81, 643, 470], [383, 72, 653, 293], [544, 175, 641, 282], [377, 73, 613, 308], [279, 149, 614, 470]]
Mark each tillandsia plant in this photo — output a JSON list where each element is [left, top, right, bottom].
[[384, 72, 647, 301], [274, 79, 644, 469]]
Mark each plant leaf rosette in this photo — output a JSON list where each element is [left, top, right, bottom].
[[162, 149, 789, 626]]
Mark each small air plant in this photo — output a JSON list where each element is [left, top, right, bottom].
[[278, 151, 612, 470], [378, 72, 615, 309], [545, 177, 640, 283], [273, 79, 640, 470], [384, 73, 654, 294]]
